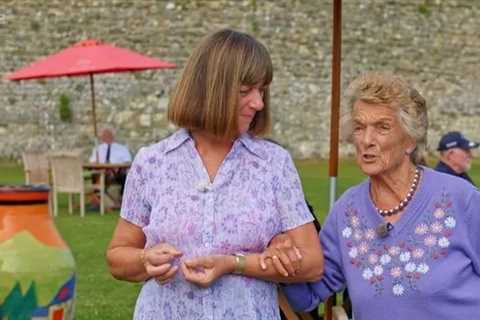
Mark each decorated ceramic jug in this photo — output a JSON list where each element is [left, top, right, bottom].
[[0, 185, 76, 319]]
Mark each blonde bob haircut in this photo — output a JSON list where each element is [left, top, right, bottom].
[[342, 72, 428, 165], [168, 29, 273, 139]]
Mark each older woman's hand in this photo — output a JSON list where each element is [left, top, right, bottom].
[[181, 255, 230, 288], [143, 243, 183, 285], [260, 233, 303, 277]]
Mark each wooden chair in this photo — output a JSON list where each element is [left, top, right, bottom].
[[22, 151, 53, 215], [279, 292, 349, 320], [325, 295, 350, 320], [49, 153, 90, 218], [279, 289, 315, 320], [22, 152, 50, 184]]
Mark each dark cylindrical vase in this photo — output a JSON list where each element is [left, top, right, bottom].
[[0, 185, 76, 319]]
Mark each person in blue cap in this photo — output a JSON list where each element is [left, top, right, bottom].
[[434, 131, 479, 185]]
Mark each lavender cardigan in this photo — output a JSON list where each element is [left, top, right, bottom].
[[283, 167, 480, 319]]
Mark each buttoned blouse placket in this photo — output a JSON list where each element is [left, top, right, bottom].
[[188, 138, 239, 320]]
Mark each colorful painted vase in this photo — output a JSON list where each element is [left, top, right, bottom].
[[0, 185, 76, 320]]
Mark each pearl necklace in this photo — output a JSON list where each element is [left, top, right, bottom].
[[374, 167, 421, 217]]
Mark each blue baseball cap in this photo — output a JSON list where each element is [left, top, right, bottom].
[[437, 131, 479, 151]]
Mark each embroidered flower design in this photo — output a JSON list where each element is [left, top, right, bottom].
[[359, 242, 369, 254], [342, 192, 456, 298], [353, 231, 362, 241], [373, 265, 384, 276], [342, 227, 352, 238], [404, 262, 416, 273], [430, 221, 443, 233], [365, 228, 375, 240], [424, 235, 437, 247], [353, 230, 363, 241], [417, 263, 429, 274], [349, 247, 359, 258], [350, 215, 360, 227], [415, 223, 429, 235], [362, 268, 373, 280], [388, 246, 401, 256], [380, 254, 392, 265], [412, 248, 424, 259], [399, 252, 411, 262], [392, 284, 405, 296], [438, 237, 450, 248], [368, 253, 379, 265], [390, 266, 402, 278], [444, 216, 456, 228], [433, 208, 445, 219]]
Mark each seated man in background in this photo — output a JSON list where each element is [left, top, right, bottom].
[[89, 128, 132, 208], [434, 131, 479, 186]]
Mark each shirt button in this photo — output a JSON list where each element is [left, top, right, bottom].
[[196, 181, 211, 192]]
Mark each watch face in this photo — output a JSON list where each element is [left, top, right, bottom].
[[234, 254, 246, 274]]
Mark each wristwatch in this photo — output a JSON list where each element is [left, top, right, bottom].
[[233, 253, 246, 274]]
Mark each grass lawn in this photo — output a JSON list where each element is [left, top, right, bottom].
[[1, 158, 479, 319]]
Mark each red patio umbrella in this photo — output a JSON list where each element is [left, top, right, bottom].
[[6, 39, 176, 138]]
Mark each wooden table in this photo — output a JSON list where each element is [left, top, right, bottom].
[[83, 162, 131, 214]]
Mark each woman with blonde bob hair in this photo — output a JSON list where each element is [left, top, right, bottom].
[[273, 72, 480, 319], [106, 29, 323, 319]]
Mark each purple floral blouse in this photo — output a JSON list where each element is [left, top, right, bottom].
[[120, 129, 313, 320]]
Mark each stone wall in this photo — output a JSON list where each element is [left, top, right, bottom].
[[1, 0, 480, 159]]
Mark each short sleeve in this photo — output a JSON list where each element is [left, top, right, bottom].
[[88, 147, 97, 162], [274, 152, 314, 231], [119, 144, 132, 162], [120, 147, 151, 227]]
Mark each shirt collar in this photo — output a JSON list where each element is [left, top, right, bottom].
[[164, 129, 267, 160], [236, 133, 268, 160], [164, 128, 192, 154]]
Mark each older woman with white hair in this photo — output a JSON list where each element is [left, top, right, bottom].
[[271, 72, 480, 319]]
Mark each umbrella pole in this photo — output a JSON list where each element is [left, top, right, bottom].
[[90, 74, 98, 138], [329, 0, 342, 210], [325, 2, 342, 318], [90, 74, 99, 162]]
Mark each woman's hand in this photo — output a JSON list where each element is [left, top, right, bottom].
[[260, 233, 303, 277], [143, 243, 183, 285], [181, 255, 231, 288]]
